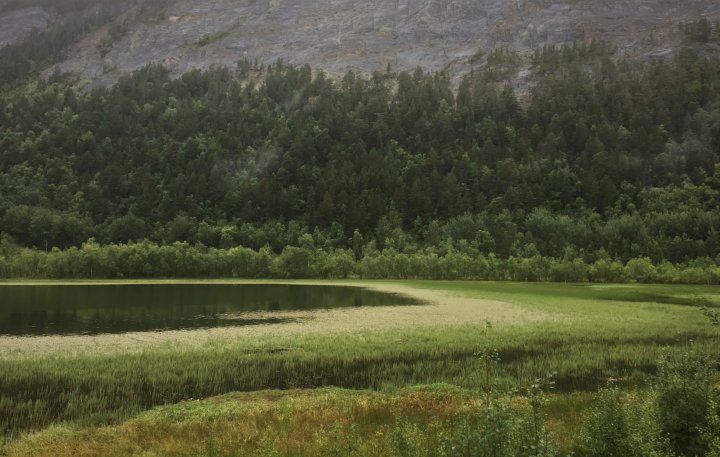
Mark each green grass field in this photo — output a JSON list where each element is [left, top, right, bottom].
[[1, 281, 718, 456]]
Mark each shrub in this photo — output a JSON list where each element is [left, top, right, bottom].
[[439, 397, 517, 457], [576, 386, 671, 457], [655, 347, 715, 457]]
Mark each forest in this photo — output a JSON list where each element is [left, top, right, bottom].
[[1, 4, 720, 456], [1, 42, 719, 280]]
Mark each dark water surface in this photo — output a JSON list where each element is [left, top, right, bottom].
[[0, 284, 419, 336]]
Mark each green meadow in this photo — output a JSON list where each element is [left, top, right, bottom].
[[1, 281, 718, 456]]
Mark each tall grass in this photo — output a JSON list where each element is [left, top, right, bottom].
[[0, 281, 718, 442], [3, 361, 717, 457], [1, 325, 716, 437]]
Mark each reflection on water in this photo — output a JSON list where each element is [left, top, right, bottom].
[[0, 284, 419, 336]]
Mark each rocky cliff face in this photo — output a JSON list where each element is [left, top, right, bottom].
[[2, 0, 719, 86], [0, 7, 52, 48]]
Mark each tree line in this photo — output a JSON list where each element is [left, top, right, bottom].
[[2, 238, 720, 284]]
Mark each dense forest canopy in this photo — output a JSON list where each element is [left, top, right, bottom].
[[0, 39, 719, 279]]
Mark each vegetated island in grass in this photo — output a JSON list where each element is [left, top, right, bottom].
[[1, 280, 719, 456]]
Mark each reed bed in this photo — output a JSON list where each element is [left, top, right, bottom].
[[0, 281, 718, 452]]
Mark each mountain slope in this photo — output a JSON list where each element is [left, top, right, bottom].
[[1, 0, 719, 87]]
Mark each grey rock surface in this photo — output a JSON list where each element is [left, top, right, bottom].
[[0, 7, 51, 48], [4, 0, 720, 85]]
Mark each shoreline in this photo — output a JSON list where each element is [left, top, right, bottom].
[[0, 281, 549, 358]]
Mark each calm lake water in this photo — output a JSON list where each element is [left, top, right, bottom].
[[0, 284, 419, 336]]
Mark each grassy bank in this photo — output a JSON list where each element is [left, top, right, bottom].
[[2, 385, 593, 457], [0, 281, 718, 454]]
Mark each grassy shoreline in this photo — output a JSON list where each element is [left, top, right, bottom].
[[1, 281, 718, 455]]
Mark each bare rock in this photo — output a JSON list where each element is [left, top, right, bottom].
[[27, 0, 720, 85], [0, 7, 51, 48]]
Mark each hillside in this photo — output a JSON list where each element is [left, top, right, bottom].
[[0, 0, 719, 88], [1, 1, 720, 282]]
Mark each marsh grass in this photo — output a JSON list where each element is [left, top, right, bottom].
[[0, 325, 714, 437], [0, 281, 718, 450], [0, 385, 566, 457]]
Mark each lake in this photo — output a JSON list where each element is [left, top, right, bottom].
[[0, 283, 419, 336]]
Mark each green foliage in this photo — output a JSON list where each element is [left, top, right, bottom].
[[97, 34, 113, 57], [195, 27, 234, 47], [704, 307, 720, 327], [682, 18, 718, 44], [316, 423, 362, 457], [440, 398, 519, 457], [576, 387, 671, 457], [625, 257, 658, 283], [2, 238, 720, 282], [703, 397, 720, 457], [0, 0, 132, 85], [525, 376, 557, 457], [440, 345, 557, 457], [486, 47, 520, 66], [389, 420, 421, 457], [655, 346, 717, 456], [97, 21, 129, 57], [574, 343, 720, 457], [1, 52, 720, 268]]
